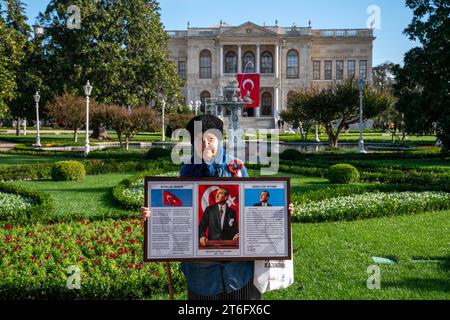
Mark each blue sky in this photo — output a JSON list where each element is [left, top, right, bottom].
[[22, 0, 418, 66]]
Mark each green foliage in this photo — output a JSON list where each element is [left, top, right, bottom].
[[279, 149, 303, 161], [51, 161, 86, 181], [327, 164, 360, 184], [0, 182, 54, 224], [146, 147, 172, 160], [286, 80, 393, 147], [39, 0, 183, 108], [293, 191, 450, 223], [393, 0, 450, 151]]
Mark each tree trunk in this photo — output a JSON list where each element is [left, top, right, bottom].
[[92, 124, 109, 140], [74, 128, 78, 143], [16, 117, 21, 136], [125, 136, 130, 150]]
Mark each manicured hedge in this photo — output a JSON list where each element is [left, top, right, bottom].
[[0, 160, 179, 182], [293, 191, 450, 223], [146, 147, 172, 160], [51, 161, 86, 181], [326, 164, 360, 184], [0, 183, 55, 224], [0, 219, 186, 299]]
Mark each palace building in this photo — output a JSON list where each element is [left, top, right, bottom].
[[167, 21, 375, 129]]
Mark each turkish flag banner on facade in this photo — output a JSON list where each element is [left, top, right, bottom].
[[237, 73, 260, 108]]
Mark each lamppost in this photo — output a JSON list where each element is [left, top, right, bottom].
[[83, 80, 93, 156], [33, 91, 42, 147], [161, 97, 166, 142], [195, 100, 202, 116], [358, 79, 367, 154]]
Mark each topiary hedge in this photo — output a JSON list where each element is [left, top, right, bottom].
[[0, 183, 55, 225], [51, 161, 86, 181], [326, 164, 360, 184], [293, 191, 450, 223], [146, 147, 172, 160]]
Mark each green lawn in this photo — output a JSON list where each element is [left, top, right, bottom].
[[266, 210, 450, 300], [0, 154, 75, 167], [12, 173, 135, 221]]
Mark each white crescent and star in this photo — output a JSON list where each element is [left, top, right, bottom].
[[201, 186, 237, 212]]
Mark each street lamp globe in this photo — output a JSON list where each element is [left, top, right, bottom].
[[84, 80, 93, 97], [33, 24, 44, 38], [34, 91, 41, 103]]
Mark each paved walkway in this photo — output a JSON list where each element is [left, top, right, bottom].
[[0, 141, 17, 151]]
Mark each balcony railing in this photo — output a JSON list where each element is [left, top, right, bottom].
[[313, 29, 373, 38]]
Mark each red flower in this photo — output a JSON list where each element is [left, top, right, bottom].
[[13, 245, 21, 251], [78, 256, 84, 262], [135, 263, 143, 270], [5, 224, 12, 230], [45, 254, 51, 260], [5, 236, 12, 243], [118, 248, 127, 255], [109, 253, 117, 259]]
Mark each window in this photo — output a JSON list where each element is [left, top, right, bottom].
[[348, 60, 356, 79], [178, 61, 186, 80], [243, 51, 255, 73], [313, 61, 321, 80], [200, 91, 211, 113], [261, 51, 273, 74], [225, 51, 238, 74], [261, 92, 272, 116], [359, 60, 367, 80], [199, 50, 212, 79], [336, 60, 344, 80], [287, 50, 299, 79], [324, 61, 332, 80]]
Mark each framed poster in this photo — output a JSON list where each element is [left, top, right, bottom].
[[144, 177, 291, 262]]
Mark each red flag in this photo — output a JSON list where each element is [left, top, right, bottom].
[[163, 191, 183, 207], [237, 73, 260, 108]]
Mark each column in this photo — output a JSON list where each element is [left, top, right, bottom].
[[238, 45, 242, 74], [275, 44, 279, 78], [275, 87, 279, 115], [256, 45, 261, 73], [219, 45, 224, 77]]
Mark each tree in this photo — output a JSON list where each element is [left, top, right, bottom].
[[393, 0, 450, 152], [0, 1, 26, 121], [105, 105, 158, 150], [287, 80, 392, 148], [281, 91, 314, 141], [38, 0, 183, 120], [372, 61, 396, 94], [46, 93, 87, 142]]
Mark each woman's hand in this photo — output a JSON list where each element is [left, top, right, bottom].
[[288, 203, 295, 217], [140, 207, 151, 223]]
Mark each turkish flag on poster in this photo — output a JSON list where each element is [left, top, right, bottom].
[[162, 191, 183, 207], [237, 73, 260, 108], [198, 185, 240, 238]]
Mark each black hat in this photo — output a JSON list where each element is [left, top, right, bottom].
[[186, 115, 224, 145]]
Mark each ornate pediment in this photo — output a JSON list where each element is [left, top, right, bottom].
[[217, 21, 279, 38]]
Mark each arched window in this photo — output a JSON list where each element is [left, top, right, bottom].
[[225, 51, 238, 74], [287, 50, 299, 79], [261, 92, 272, 116], [199, 50, 212, 79], [200, 91, 211, 113], [261, 51, 273, 74], [243, 51, 255, 73]]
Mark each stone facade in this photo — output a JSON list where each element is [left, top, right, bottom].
[[168, 21, 375, 128]]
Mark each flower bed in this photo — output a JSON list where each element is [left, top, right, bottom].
[[0, 219, 185, 299], [293, 191, 450, 223], [0, 192, 34, 216], [113, 171, 179, 210]]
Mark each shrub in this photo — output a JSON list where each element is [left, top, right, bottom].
[[51, 161, 86, 181], [146, 148, 172, 160], [327, 164, 360, 184], [0, 183, 55, 224], [280, 149, 303, 161], [293, 191, 450, 223]]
